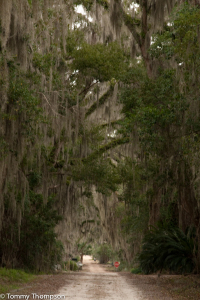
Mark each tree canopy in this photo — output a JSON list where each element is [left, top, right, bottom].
[[1, 0, 200, 274]]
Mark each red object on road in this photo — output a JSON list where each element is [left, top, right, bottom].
[[114, 261, 120, 268]]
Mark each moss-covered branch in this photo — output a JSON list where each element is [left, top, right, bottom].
[[83, 136, 129, 162], [81, 220, 95, 227], [99, 118, 124, 128], [123, 13, 141, 45], [114, 0, 141, 46], [85, 86, 113, 118]]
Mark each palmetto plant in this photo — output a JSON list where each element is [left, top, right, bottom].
[[138, 226, 197, 274]]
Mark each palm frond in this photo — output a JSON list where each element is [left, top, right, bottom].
[[137, 226, 197, 274]]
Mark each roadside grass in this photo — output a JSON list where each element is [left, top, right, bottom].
[[131, 267, 142, 274], [0, 268, 35, 293]]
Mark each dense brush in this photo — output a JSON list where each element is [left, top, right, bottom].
[[138, 226, 196, 274]]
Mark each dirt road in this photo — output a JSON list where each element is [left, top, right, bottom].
[[58, 255, 172, 300], [8, 256, 200, 299]]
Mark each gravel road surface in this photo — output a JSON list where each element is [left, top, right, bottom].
[[58, 255, 172, 300]]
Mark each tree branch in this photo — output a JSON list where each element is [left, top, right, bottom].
[[115, 0, 141, 46], [85, 86, 113, 118], [82, 136, 130, 162]]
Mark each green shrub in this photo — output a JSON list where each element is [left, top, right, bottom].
[[0, 268, 35, 293], [15, 193, 63, 272], [95, 244, 114, 264], [138, 226, 196, 274], [116, 261, 125, 271], [0, 268, 34, 282], [75, 256, 81, 262], [131, 268, 141, 274], [69, 261, 78, 271]]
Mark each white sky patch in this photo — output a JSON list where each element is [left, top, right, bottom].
[[129, 2, 140, 12], [75, 5, 85, 14], [72, 23, 80, 29], [108, 130, 117, 138], [75, 5, 93, 22], [136, 56, 142, 64], [150, 36, 155, 45], [70, 80, 77, 86]]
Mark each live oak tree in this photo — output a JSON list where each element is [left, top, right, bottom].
[[2, 0, 200, 274]]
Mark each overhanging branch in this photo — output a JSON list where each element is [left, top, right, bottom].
[[82, 136, 130, 162]]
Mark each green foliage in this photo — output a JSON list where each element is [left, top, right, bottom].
[[120, 68, 187, 155], [85, 86, 113, 117], [94, 244, 114, 264], [0, 0, 135, 275], [75, 255, 81, 262], [96, 0, 109, 10], [7, 62, 45, 140], [77, 242, 92, 255], [173, 4, 200, 62], [74, 0, 109, 11], [115, 158, 149, 247], [150, 4, 200, 67], [66, 29, 85, 55], [69, 260, 78, 271], [25, 71, 42, 85], [124, 13, 140, 29], [71, 42, 128, 81], [131, 267, 141, 274], [73, 158, 119, 195], [116, 260, 129, 272], [0, 268, 35, 293], [9, 78, 40, 115], [118, 8, 200, 270], [138, 227, 196, 274], [0, 178, 64, 272], [28, 171, 42, 189], [3, 0, 200, 275], [0, 267, 34, 281], [83, 137, 130, 162], [19, 192, 63, 271], [27, 0, 32, 6], [33, 52, 55, 76], [149, 30, 174, 59]]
